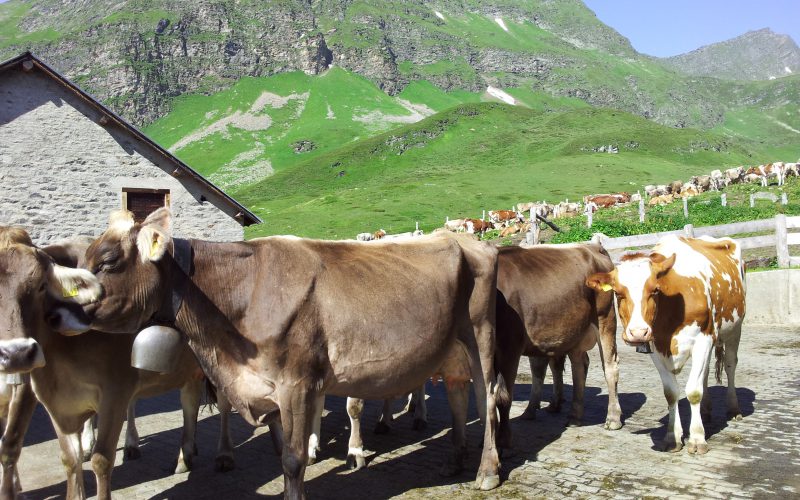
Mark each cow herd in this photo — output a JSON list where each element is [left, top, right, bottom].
[[0, 208, 747, 499]]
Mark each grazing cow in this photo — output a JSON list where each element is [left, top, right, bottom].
[[784, 162, 799, 177], [668, 180, 683, 195], [648, 194, 674, 206], [494, 244, 621, 452], [373, 229, 386, 240], [443, 218, 466, 232], [555, 202, 582, 218], [742, 172, 762, 184], [460, 218, 493, 235], [517, 202, 553, 218], [679, 185, 700, 199], [488, 210, 523, 227], [0, 228, 235, 500], [586, 235, 745, 454], [59, 209, 504, 498], [583, 195, 619, 209], [725, 167, 745, 184], [710, 170, 727, 188], [499, 223, 530, 238], [691, 175, 714, 192]]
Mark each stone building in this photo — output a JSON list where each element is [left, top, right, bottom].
[[0, 52, 260, 245]]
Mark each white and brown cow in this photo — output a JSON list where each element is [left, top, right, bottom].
[[57, 209, 504, 499], [0, 228, 235, 500], [587, 235, 745, 455]]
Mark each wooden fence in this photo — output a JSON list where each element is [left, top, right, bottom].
[[588, 214, 800, 268]]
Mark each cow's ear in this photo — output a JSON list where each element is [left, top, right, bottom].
[[651, 253, 676, 278], [137, 208, 173, 263], [47, 263, 103, 305], [586, 272, 614, 293]]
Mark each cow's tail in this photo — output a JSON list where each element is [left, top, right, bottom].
[[714, 341, 725, 384], [204, 377, 219, 410], [494, 372, 511, 410]]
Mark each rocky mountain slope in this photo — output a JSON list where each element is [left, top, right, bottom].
[[663, 28, 800, 81], [0, 0, 775, 130]]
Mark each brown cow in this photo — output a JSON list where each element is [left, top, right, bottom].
[[587, 235, 745, 454], [58, 209, 504, 498], [494, 244, 621, 451], [0, 228, 235, 500]]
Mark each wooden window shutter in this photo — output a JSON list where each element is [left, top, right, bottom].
[[123, 189, 170, 223]]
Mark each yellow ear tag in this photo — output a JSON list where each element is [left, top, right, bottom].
[[63, 286, 79, 298], [600, 284, 613, 292], [150, 239, 160, 258]]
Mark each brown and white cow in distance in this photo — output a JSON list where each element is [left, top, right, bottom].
[[494, 244, 622, 450], [62, 209, 504, 499], [0, 228, 234, 500], [587, 235, 745, 455]]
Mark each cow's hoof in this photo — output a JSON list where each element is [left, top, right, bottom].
[[373, 421, 391, 435], [174, 460, 192, 474], [519, 407, 538, 420], [605, 419, 623, 431], [215, 455, 235, 472], [728, 411, 743, 421], [307, 454, 317, 466], [123, 446, 141, 460], [412, 418, 427, 431], [346, 453, 366, 470], [659, 440, 683, 453], [474, 473, 501, 491], [687, 442, 709, 455]]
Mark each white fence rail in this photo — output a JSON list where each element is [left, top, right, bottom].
[[589, 214, 800, 268]]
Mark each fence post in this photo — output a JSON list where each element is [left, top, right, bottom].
[[750, 194, 755, 208], [684, 224, 694, 237], [587, 208, 593, 228], [683, 197, 688, 218], [482, 210, 485, 221], [721, 193, 727, 207], [639, 198, 645, 223], [776, 214, 789, 268], [445, 216, 449, 224], [782, 193, 788, 205]]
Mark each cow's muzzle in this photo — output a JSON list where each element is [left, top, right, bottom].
[[623, 327, 653, 345], [0, 338, 45, 373]]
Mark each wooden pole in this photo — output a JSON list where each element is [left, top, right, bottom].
[[639, 198, 645, 223], [776, 214, 789, 268]]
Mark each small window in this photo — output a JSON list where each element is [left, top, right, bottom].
[[122, 188, 170, 223]]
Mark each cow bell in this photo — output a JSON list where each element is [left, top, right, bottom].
[[131, 325, 183, 373]]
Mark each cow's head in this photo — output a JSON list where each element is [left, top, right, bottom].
[[0, 227, 100, 373], [79, 208, 174, 334], [586, 252, 676, 346]]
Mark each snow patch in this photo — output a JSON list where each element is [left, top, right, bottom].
[[486, 86, 516, 105], [352, 99, 435, 129], [494, 17, 509, 32], [434, 10, 445, 20]]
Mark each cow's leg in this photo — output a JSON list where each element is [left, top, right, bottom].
[[80, 416, 96, 462], [279, 389, 315, 500], [54, 427, 87, 500], [723, 325, 743, 421], [215, 394, 235, 472], [374, 398, 392, 435], [520, 355, 548, 419], [595, 305, 622, 430], [307, 394, 324, 465], [546, 355, 566, 413], [685, 335, 713, 455], [467, 322, 501, 491], [496, 352, 520, 449], [410, 386, 427, 430], [268, 415, 285, 456], [0, 383, 37, 498], [175, 378, 203, 474], [123, 401, 140, 460], [440, 382, 469, 477], [651, 354, 683, 452], [345, 397, 366, 470], [566, 351, 589, 426], [92, 402, 128, 500]]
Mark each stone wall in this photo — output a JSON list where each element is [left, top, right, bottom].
[[0, 65, 244, 245]]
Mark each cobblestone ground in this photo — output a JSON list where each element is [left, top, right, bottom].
[[17, 324, 800, 499]]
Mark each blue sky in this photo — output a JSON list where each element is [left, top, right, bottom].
[[583, 0, 800, 57]]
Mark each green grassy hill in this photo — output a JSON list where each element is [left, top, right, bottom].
[[232, 103, 766, 239]]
